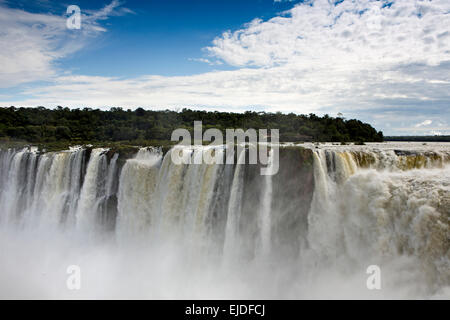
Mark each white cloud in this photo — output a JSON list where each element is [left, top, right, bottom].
[[1, 0, 449, 135], [396, 126, 450, 131], [187, 58, 223, 66], [85, 0, 134, 20], [0, 1, 131, 88], [415, 119, 433, 127], [207, 0, 450, 68]]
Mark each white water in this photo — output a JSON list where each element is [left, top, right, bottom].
[[222, 149, 245, 262], [0, 143, 448, 299], [258, 148, 274, 257]]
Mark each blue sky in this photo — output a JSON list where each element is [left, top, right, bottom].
[[10, 0, 300, 77], [0, 0, 449, 135]]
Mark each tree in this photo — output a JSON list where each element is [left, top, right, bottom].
[[0, 106, 384, 144]]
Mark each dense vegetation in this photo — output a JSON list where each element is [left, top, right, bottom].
[[0, 106, 383, 146]]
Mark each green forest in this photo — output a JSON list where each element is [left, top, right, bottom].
[[0, 106, 383, 146], [385, 136, 450, 142]]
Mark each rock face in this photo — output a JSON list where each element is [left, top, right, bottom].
[[271, 148, 314, 259]]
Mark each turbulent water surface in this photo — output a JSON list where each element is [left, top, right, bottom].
[[0, 142, 449, 299]]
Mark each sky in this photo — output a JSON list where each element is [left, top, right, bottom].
[[0, 0, 449, 136]]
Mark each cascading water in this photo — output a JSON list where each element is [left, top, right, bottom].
[[76, 148, 118, 234], [0, 147, 87, 228], [223, 149, 245, 262], [0, 142, 448, 299], [257, 148, 274, 257], [116, 147, 163, 240]]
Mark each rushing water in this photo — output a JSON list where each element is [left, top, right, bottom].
[[0, 142, 448, 299]]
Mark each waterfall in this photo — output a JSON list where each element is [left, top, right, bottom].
[[222, 148, 245, 262], [258, 148, 274, 257], [305, 146, 450, 296], [0, 147, 87, 229], [0, 142, 448, 298], [0, 150, 27, 224], [76, 148, 108, 233], [116, 147, 163, 240], [117, 146, 228, 253]]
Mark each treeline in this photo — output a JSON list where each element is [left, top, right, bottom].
[[385, 136, 450, 142], [0, 106, 383, 144]]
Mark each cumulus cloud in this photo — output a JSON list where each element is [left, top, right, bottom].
[[0, 0, 131, 88], [1, 0, 449, 135], [207, 0, 450, 68]]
